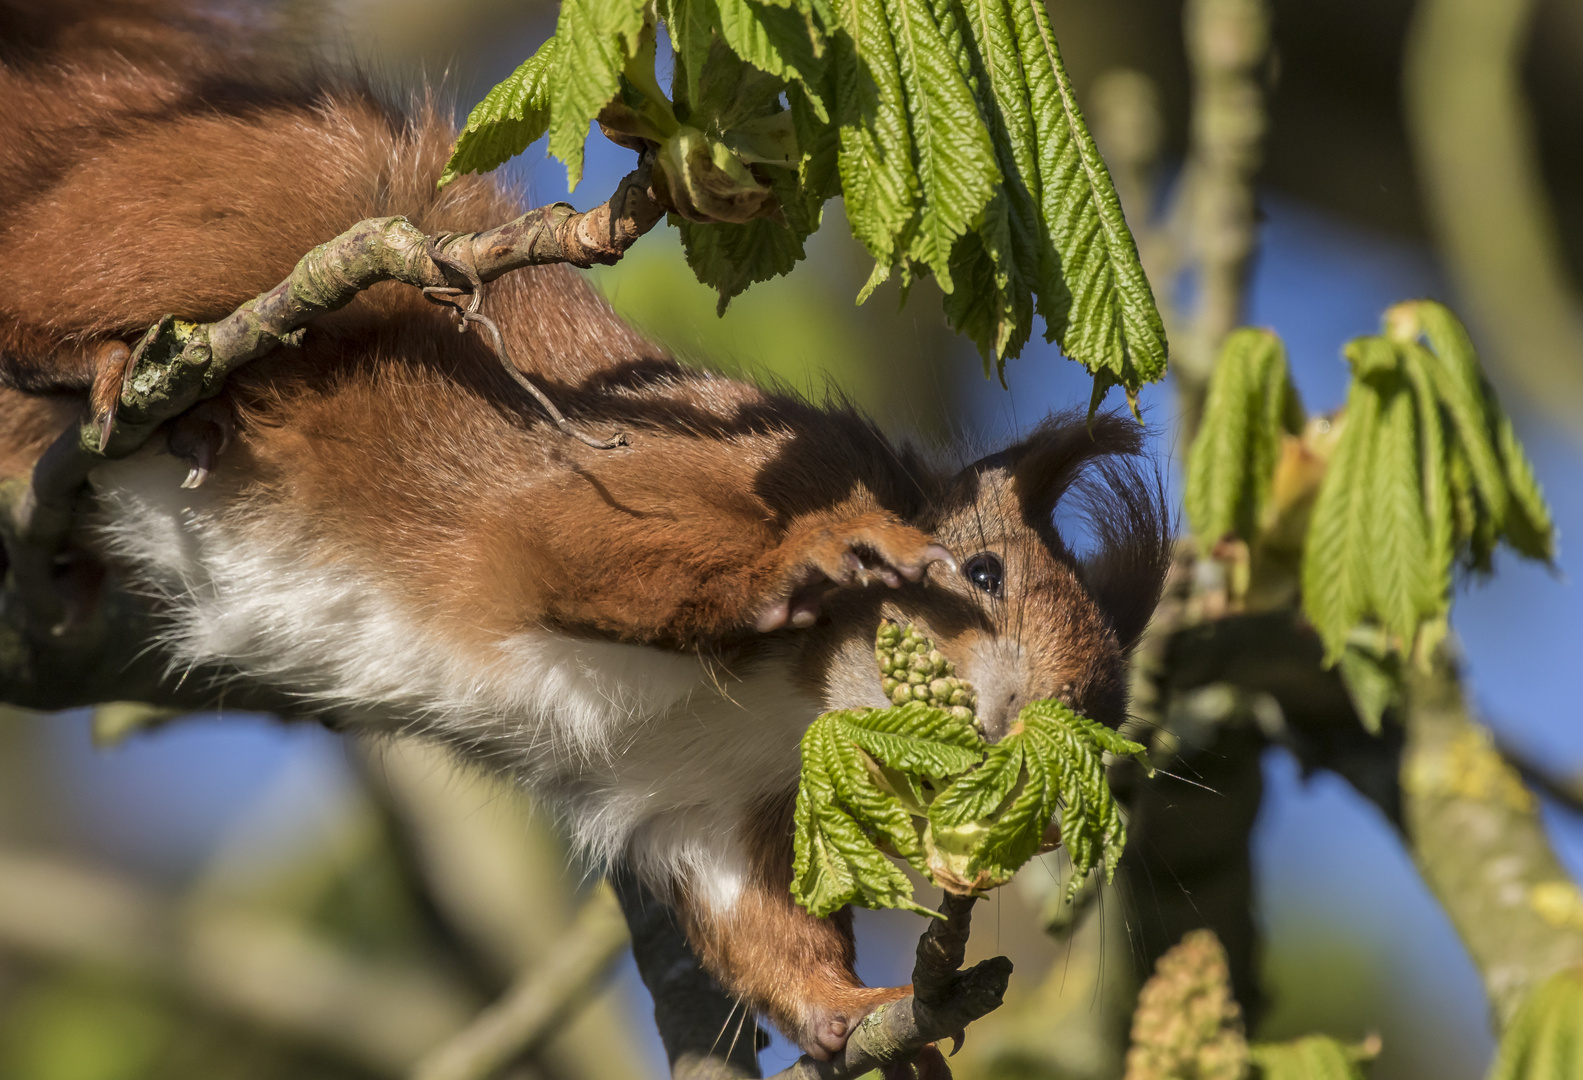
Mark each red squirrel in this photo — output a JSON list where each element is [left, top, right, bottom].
[[0, 3, 1171, 1059]]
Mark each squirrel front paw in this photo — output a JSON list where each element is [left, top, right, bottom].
[[755, 514, 956, 632]]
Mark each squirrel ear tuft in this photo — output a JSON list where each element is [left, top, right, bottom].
[[1074, 456, 1173, 652], [959, 410, 1145, 532]]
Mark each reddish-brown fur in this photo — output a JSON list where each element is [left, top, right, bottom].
[[0, 5, 1171, 1059]]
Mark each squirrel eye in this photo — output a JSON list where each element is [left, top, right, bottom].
[[963, 552, 1004, 597]]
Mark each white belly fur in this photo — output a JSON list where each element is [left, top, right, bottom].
[[89, 452, 820, 910]]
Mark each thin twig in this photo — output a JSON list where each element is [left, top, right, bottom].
[[1173, 0, 1272, 441], [765, 893, 1010, 1080], [5, 156, 661, 628], [0, 846, 478, 1075], [410, 885, 631, 1080], [1500, 740, 1583, 816]]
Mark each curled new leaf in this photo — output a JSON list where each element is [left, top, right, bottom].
[[1487, 966, 1583, 1080], [791, 622, 1145, 917], [1295, 301, 1555, 726], [1185, 328, 1304, 549], [1249, 1036, 1374, 1080]]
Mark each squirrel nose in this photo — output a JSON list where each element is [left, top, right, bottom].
[[975, 689, 1020, 742]]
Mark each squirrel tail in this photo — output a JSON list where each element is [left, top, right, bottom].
[[0, 1, 298, 67]]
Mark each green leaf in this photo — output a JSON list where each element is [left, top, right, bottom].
[[1495, 406, 1556, 563], [962, 737, 1053, 886], [1010, 0, 1166, 393], [792, 712, 937, 916], [661, 0, 715, 109], [1250, 1035, 1371, 1080], [1302, 346, 1384, 664], [942, 203, 1028, 370], [929, 738, 1022, 826], [790, 68, 844, 214], [547, 0, 650, 189], [1017, 700, 1131, 893], [676, 167, 812, 309], [1399, 343, 1453, 631], [833, 0, 918, 281], [1336, 637, 1402, 735], [1363, 360, 1432, 650], [1488, 967, 1583, 1080], [714, 0, 828, 113], [793, 763, 924, 916], [1185, 328, 1301, 547], [791, 623, 1136, 915], [441, 37, 560, 187], [882, 0, 1000, 293], [843, 702, 985, 775], [791, 701, 987, 916], [1404, 300, 1554, 566], [1034, 701, 1150, 768], [1415, 301, 1510, 539], [932, 0, 1034, 367]]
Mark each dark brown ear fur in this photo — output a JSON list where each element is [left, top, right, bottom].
[[1072, 451, 1173, 652], [960, 409, 1171, 652]]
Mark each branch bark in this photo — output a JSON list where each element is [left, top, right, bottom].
[[1400, 655, 1583, 1030], [1174, 0, 1272, 441], [764, 893, 1009, 1080], [411, 885, 631, 1080]]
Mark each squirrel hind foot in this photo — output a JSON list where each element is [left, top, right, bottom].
[[793, 984, 911, 1061]]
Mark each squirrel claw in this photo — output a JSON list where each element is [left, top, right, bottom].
[[920, 545, 957, 576], [881, 1044, 952, 1080], [757, 516, 955, 634]]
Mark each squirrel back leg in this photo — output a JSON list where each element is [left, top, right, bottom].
[[674, 795, 909, 1060]]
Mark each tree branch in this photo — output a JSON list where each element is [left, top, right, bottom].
[[614, 873, 1010, 1080], [1174, 0, 1273, 440], [411, 885, 631, 1080], [1404, 0, 1583, 437], [1152, 603, 1583, 1035], [1498, 740, 1583, 817], [765, 894, 1010, 1080], [1399, 655, 1583, 1030], [5, 157, 664, 628], [0, 846, 479, 1075]]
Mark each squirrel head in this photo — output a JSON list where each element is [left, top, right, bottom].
[[803, 410, 1171, 739]]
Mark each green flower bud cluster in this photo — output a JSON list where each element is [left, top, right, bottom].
[[875, 621, 977, 722]]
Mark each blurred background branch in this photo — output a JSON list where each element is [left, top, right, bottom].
[[1404, 0, 1583, 437]]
